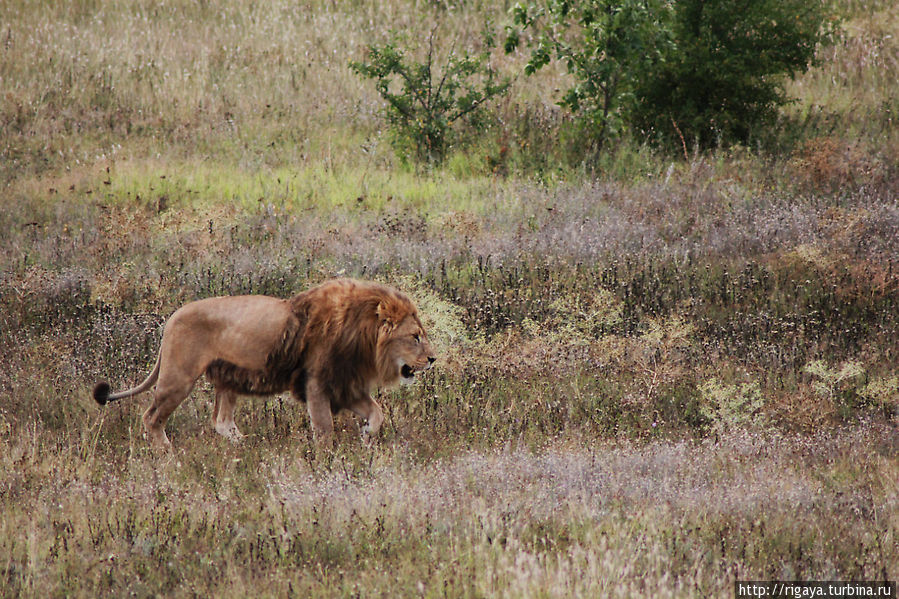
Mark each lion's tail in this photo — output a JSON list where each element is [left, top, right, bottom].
[[93, 352, 162, 406]]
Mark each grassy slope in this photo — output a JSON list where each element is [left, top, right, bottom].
[[1, 0, 898, 597]]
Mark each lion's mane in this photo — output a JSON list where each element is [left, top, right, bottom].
[[204, 279, 414, 412]]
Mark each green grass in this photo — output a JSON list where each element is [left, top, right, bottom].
[[2, 0, 898, 596], [102, 161, 520, 214]]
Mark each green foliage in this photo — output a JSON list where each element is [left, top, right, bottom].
[[859, 376, 899, 417], [507, 0, 833, 153], [632, 0, 835, 149], [507, 0, 673, 152], [804, 359, 865, 416], [350, 26, 511, 163], [699, 378, 765, 435]]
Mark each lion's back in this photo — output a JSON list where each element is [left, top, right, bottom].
[[164, 295, 297, 371]]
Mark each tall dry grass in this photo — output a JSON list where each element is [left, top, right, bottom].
[[1, 0, 898, 596], [1, 0, 527, 183], [1, 417, 896, 597]]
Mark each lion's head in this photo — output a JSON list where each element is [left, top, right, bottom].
[[302, 279, 436, 402], [375, 300, 436, 386], [370, 289, 435, 387]]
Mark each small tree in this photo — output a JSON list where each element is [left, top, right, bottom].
[[506, 0, 832, 153], [632, 0, 833, 148], [699, 378, 765, 436], [506, 0, 674, 152], [351, 26, 511, 163]]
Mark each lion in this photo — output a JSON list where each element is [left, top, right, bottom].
[[93, 278, 436, 448]]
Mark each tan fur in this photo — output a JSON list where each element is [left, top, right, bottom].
[[93, 278, 436, 448]]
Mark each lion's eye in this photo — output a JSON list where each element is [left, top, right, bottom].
[[413, 333, 421, 343]]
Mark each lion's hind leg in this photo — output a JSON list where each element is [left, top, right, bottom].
[[143, 375, 197, 449], [212, 386, 244, 443]]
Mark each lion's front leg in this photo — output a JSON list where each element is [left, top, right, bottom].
[[348, 396, 384, 445], [304, 376, 334, 448], [212, 386, 244, 443]]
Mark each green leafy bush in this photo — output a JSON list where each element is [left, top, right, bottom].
[[632, 0, 833, 149], [351, 26, 511, 163], [507, 0, 832, 153], [506, 0, 673, 153], [804, 359, 865, 417]]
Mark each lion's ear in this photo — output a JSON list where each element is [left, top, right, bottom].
[[377, 301, 398, 328], [377, 299, 407, 329]]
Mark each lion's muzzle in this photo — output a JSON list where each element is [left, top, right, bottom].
[[399, 356, 436, 384]]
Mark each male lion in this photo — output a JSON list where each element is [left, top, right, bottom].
[[93, 278, 436, 448]]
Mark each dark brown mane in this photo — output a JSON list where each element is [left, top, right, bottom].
[[294, 280, 413, 412]]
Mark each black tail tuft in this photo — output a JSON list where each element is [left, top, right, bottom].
[[93, 382, 111, 406]]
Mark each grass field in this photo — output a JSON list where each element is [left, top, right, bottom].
[[1, 0, 898, 597]]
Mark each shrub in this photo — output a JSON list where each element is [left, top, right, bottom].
[[804, 359, 865, 417], [631, 0, 833, 149], [699, 378, 765, 435], [507, 0, 832, 153], [506, 0, 673, 153], [351, 25, 511, 163]]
